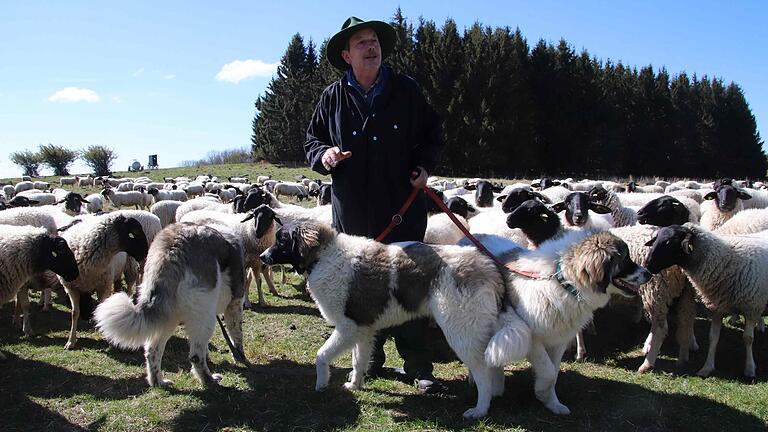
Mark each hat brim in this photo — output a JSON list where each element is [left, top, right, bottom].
[[327, 20, 397, 71]]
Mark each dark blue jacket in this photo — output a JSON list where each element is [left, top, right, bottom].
[[305, 69, 443, 242]]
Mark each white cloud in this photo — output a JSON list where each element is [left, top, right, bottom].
[[215, 59, 278, 84], [47, 87, 100, 103], [133, 67, 145, 76], [163, 74, 176, 80]]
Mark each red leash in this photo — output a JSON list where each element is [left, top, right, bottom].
[[377, 186, 543, 279]]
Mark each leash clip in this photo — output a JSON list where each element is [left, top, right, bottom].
[[391, 214, 403, 225]]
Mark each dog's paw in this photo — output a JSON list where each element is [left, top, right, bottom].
[[546, 401, 571, 415], [462, 407, 488, 420], [64, 340, 77, 350], [342, 382, 360, 391], [638, 361, 654, 374]]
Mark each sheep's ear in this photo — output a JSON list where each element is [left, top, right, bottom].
[[681, 233, 694, 254], [552, 180, 561, 186], [644, 235, 657, 247], [531, 182, 541, 188], [533, 191, 552, 203], [240, 211, 255, 223], [465, 184, 477, 191], [495, 194, 508, 202], [590, 203, 612, 214], [551, 202, 566, 213], [56, 198, 66, 204], [704, 191, 717, 200], [738, 190, 752, 201], [79, 196, 89, 203]]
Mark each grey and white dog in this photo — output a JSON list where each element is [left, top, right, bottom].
[[95, 222, 252, 387]]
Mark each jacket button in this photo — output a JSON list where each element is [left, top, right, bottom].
[[352, 131, 357, 136], [372, 113, 376, 117], [373, 136, 378, 141], [393, 124, 398, 130]]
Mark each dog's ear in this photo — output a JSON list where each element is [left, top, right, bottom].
[[571, 246, 612, 293], [292, 225, 321, 258]]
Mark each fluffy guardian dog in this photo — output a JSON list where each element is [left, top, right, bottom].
[[485, 230, 652, 415], [260, 216, 511, 419], [94, 222, 248, 387]]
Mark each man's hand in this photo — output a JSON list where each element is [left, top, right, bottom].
[[322, 147, 352, 171], [410, 166, 428, 189]]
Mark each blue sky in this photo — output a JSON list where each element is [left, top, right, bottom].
[[2, 1, 766, 178]]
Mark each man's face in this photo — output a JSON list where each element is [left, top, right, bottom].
[[341, 28, 381, 74]]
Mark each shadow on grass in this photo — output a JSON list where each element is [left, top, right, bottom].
[[167, 359, 361, 431], [247, 303, 321, 317], [368, 368, 766, 431], [0, 352, 147, 431]]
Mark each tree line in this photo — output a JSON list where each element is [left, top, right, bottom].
[[252, 8, 766, 180], [11, 144, 116, 177]]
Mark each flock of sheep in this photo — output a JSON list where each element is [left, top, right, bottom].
[[1, 171, 766, 389]]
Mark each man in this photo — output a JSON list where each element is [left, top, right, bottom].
[[304, 16, 445, 393]]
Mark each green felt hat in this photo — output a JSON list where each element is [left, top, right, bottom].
[[327, 16, 397, 70]]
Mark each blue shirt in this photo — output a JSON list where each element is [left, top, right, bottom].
[[346, 66, 390, 109]]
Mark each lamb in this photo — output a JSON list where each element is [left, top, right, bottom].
[[588, 185, 637, 227], [645, 223, 768, 378], [0, 225, 79, 343], [84, 193, 104, 213], [102, 188, 150, 210], [147, 187, 188, 203], [180, 205, 278, 307], [57, 213, 149, 349], [94, 222, 248, 387]]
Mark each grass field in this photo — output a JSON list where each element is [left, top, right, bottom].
[[1, 163, 767, 431]]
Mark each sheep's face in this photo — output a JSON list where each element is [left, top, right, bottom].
[[41, 236, 79, 282], [241, 204, 280, 238], [474, 180, 494, 208], [506, 199, 560, 246], [8, 195, 38, 207], [499, 188, 550, 214], [637, 196, 689, 227], [588, 185, 609, 204], [704, 184, 751, 212], [318, 184, 332, 206], [643, 224, 692, 274], [61, 192, 87, 214], [446, 197, 476, 219], [241, 189, 270, 213], [552, 192, 611, 227], [116, 216, 149, 261]]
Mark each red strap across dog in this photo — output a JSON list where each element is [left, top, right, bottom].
[[375, 187, 421, 242]]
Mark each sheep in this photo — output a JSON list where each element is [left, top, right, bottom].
[[78, 176, 95, 187], [0, 207, 57, 235], [273, 182, 309, 201], [147, 187, 188, 203], [424, 213, 469, 245], [739, 188, 768, 210], [699, 183, 751, 231], [102, 188, 149, 210], [183, 183, 205, 198], [215, 186, 240, 203], [627, 182, 664, 193], [57, 213, 149, 349], [181, 205, 278, 307], [468, 209, 529, 245], [21, 175, 32, 182], [32, 181, 50, 190], [551, 191, 614, 231], [636, 196, 697, 226], [316, 183, 332, 206], [228, 176, 249, 183], [13, 192, 56, 207], [645, 223, 768, 378], [84, 193, 104, 213], [505, 199, 696, 369], [60, 176, 78, 186], [0, 225, 79, 342], [2, 185, 15, 198], [150, 200, 183, 228], [587, 185, 637, 227], [117, 182, 135, 192], [715, 208, 768, 235], [538, 185, 572, 204], [668, 188, 703, 204], [256, 175, 271, 185]]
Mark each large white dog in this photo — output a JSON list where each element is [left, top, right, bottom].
[[260, 215, 650, 418]]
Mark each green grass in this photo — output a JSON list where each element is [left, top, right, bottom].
[[1, 163, 767, 431]]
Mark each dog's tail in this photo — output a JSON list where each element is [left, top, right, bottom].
[[94, 288, 170, 350], [485, 306, 531, 367]]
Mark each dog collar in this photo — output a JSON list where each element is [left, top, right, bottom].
[[554, 260, 580, 298]]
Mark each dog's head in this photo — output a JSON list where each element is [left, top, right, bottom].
[[260, 219, 333, 274], [566, 231, 651, 298]]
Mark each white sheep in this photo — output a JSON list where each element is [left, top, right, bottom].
[[588, 185, 637, 227], [699, 186, 750, 231], [147, 187, 188, 203], [424, 213, 469, 245], [57, 212, 149, 349], [715, 208, 768, 235], [60, 176, 78, 186], [102, 188, 149, 210], [32, 181, 50, 190], [645, 223, 768, 378], [150, 200, 183, 228], [3, 185, 15, 198], [84, 193, 104, 213], [256, 175, 271, 185], [274, 182, 309, 201]]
